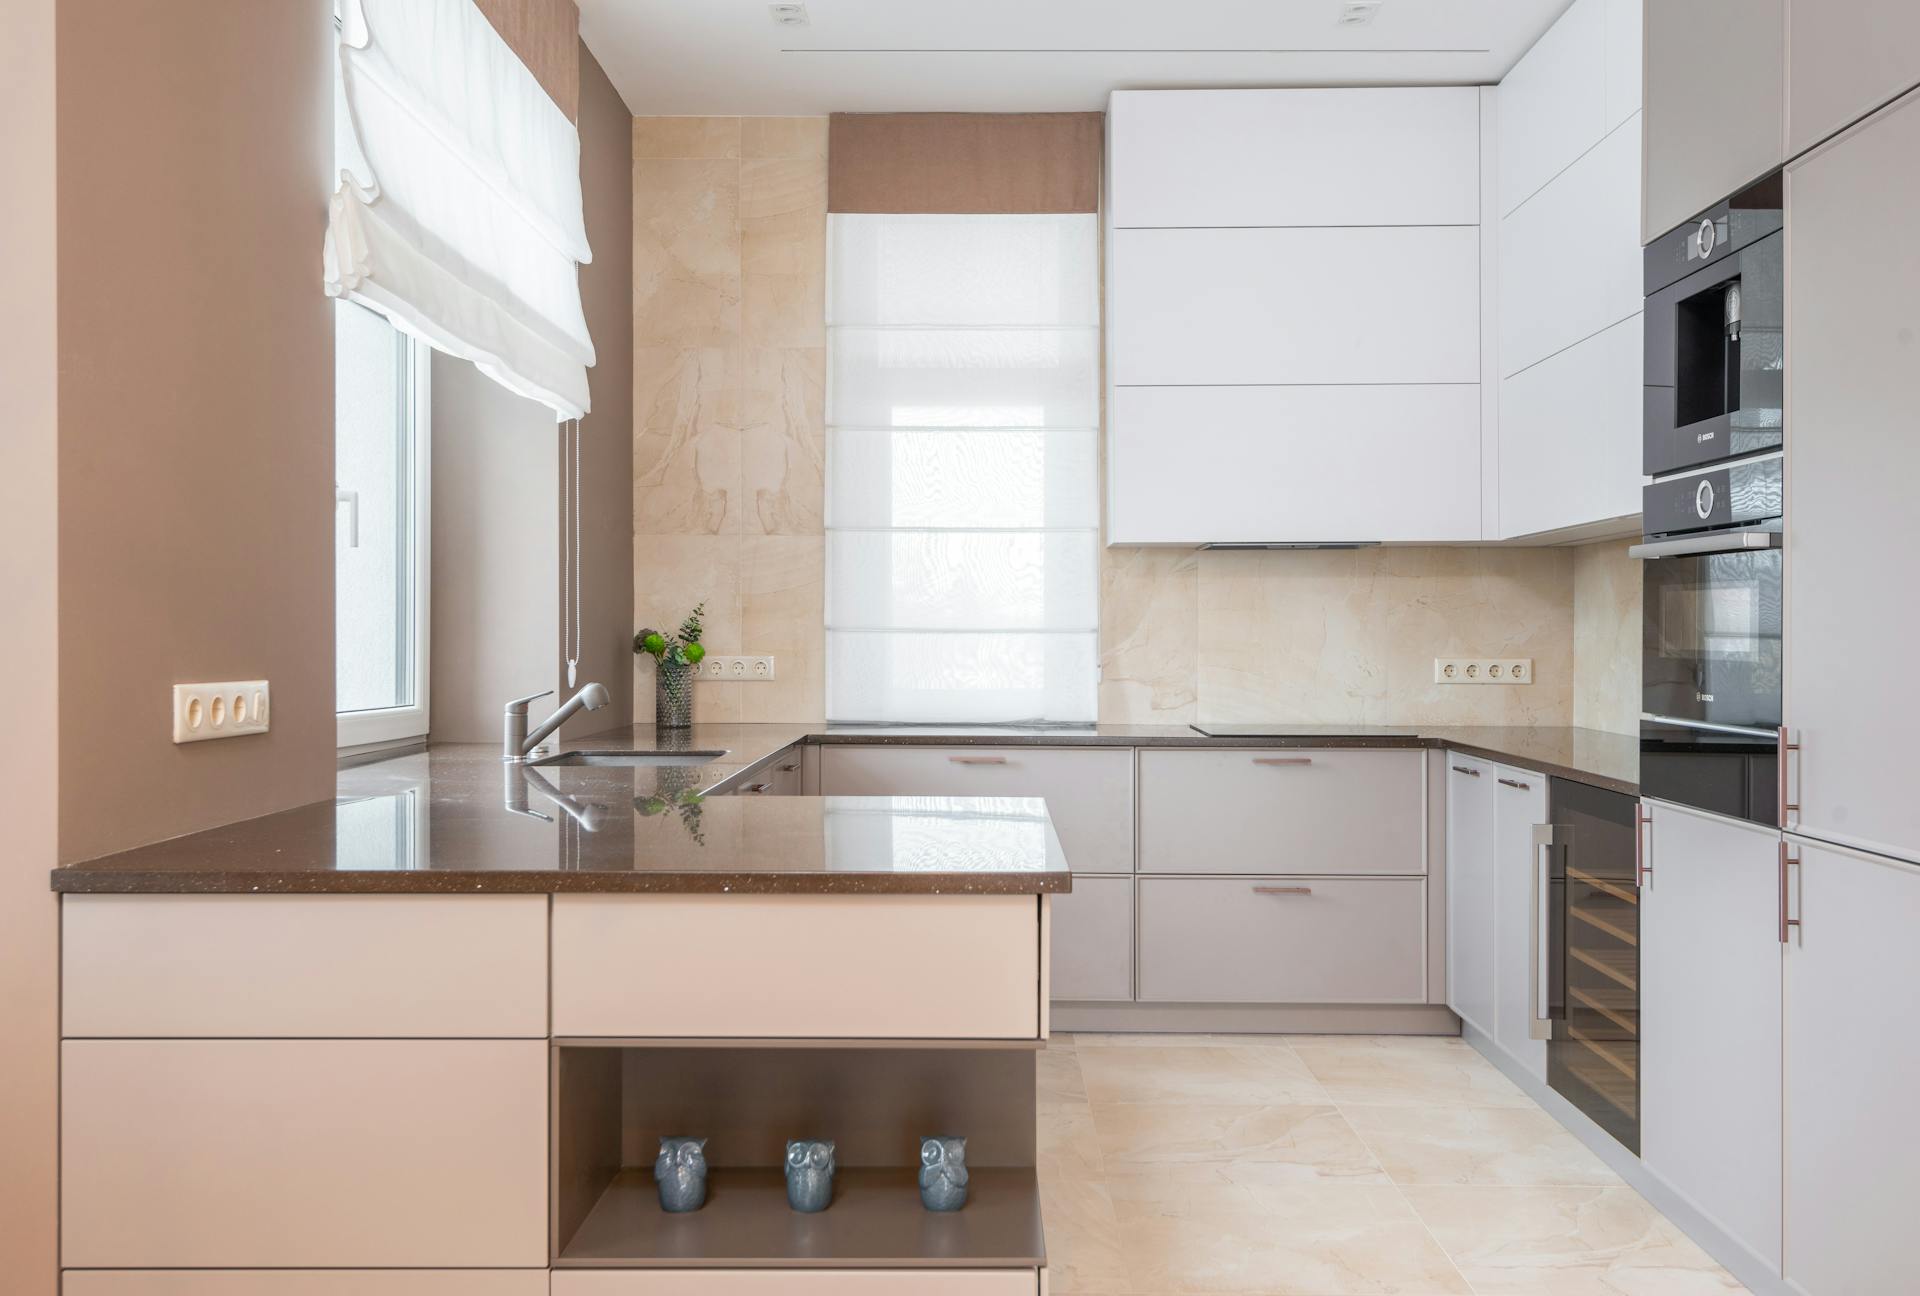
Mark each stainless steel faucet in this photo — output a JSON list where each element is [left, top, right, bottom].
[[503, 682, 610, 762]]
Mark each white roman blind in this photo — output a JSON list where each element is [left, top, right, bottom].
[[324, 0, 594, 420], [825, 213, 1101, 722]]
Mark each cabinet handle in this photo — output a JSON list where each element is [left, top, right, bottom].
[[1529, 824, 1555, 1041], [1252, 885, 1313, 896], [743, 782, 772, 794], [1450, 765, 1481, 777], [1777, 726, 1801, 829], [948, 755, 1007, 765], [1252, 757, 1313, 766], [778, 763, 799, 773], [1778, 840, 1802, 944], [1498, 777, 1530, 790], [1635, 804, 1653, 889]]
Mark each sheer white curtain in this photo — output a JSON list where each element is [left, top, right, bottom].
[[825, 214, 1100, 723], [325, 0, 594, 421]]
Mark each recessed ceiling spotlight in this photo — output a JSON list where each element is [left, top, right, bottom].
[[1338, 1, 1384, 24], [769, 3, 809, 25]]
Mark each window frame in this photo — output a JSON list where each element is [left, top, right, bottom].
[[336, 326, 433, 750]]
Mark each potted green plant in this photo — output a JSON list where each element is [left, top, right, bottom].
[[634, 603, 705, 729]]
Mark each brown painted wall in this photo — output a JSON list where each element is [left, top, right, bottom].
[[563, 42, 636, 736], [56, 0, 337, 861], [475, 0, 581, 121], [0, 0, 61, 1285]]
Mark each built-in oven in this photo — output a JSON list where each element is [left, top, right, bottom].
[[1643, 174, 1782, 477], [1631, 453, 1782, 825]]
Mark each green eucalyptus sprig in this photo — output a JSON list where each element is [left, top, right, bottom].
[[634, 602, 707, 669]]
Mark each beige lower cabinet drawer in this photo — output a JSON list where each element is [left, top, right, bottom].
[[63, 1274, 548, 1296], [1137, 877, 1427, 1003], [1138, 748, 1425, 875], [61, 1039, 547, 1269], [552, 1272, 1037, 1295], [553, 894, 1041, 1038], [1049, 875, 1133, 1001], [819, 746, 1135, 872], [61, 894, 548, 1038]]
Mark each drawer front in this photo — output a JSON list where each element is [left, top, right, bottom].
[[553, 895, 1040, 1038], [62, 894, 548, 1038], [61, 1040, 547, 1269], [553, 1273, 1036, 1295], [1138, 877, 1427, 1004], [1138, 749, 1426, 875], [819, 746, 1134, 873], [64, 1274, 548, 1296], [1049, 875, 1133, 1002], [735, 747, 805, 796]]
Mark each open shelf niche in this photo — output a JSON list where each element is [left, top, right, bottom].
[[552, 1040, 1045, 1270]]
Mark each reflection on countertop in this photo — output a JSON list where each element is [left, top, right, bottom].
[[50, 720, 1638, 895]]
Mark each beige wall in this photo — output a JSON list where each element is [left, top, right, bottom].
[[1101, 546, 1580, 726], [57, 0, 338, 861], [0, 0, 61, 1286], [1571, 538, 1643, 735], [562, 44, 637, 739], [631, 116, 828, 723]]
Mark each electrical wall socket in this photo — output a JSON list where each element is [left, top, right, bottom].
[[696, 655, 776, 682], [1433, 658, 1533, 685], [173, 680, 271, 743]]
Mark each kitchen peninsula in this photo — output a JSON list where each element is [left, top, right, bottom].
[[51, 742, 1065, 1294]]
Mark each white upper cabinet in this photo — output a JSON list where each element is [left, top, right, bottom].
[[1108, 88, 1480, 228], [1493, 0, 1644, 540], [1111, 226, 1480, 388], [1785, 89, 1920, 866], [1643, 0, 1784, 242], [1498, 122, 1643, 379], [1787, 0, 1920, 157]]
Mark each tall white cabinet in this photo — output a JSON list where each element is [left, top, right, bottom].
[[1494, 0, 1643, 539], [1784, 87, 1920, 868], [1104, 87, 1488, 545], [1639, 802, 1783, 1281]]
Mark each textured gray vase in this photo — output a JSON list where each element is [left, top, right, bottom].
[[654, 660, 694, 728], [784, 1139, 835, 1212], [918, 1135, 969, 1211], [654, 1136, 708, 1213]]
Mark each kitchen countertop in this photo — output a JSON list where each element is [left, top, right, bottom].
[[49, 721, 1637, 895]]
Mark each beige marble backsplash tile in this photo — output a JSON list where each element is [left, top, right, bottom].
[[1571, 538, 1642, 735], [633, 118, 827, 721]]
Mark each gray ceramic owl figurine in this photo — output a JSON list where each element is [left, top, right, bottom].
[[653, 1136, 708, 1213], [918, 1135, 969, 1211], [784, 1139, 835, 1212]]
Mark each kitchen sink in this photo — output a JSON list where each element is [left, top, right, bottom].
[[532, 750, 726, 767]]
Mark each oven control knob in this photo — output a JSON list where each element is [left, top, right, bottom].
[[1697, 217, 1718, 258], [1695, 479, 1715, 519]]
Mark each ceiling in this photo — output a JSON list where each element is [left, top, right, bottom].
[[580, 0, 1575, 116]]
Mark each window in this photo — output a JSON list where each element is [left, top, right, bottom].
[[825, 214, 1101, 723], [335, 300, 430, 747], [334, 18, 429, 749]]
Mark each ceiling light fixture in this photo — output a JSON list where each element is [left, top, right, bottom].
[[1338, 1, 1384, 24], [769, 3, 809, 26]]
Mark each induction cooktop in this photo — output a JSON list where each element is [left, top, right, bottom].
[[1188, 724, 1423, 737]]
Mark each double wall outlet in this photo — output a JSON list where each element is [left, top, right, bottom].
[[1434, 657, 1533, 685], [697, 655, 776, 682], [172, 680, 271, 743]]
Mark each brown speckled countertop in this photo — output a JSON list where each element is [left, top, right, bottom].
[[50, 721, 1636, 894]]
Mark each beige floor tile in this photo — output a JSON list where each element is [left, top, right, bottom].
[[1078, 1045, 1328, 1107], [1041, 1173, 1139, 1294], [1344, 1106, 1621, 1187], [1286, 1033, 1477, 1052], [1291, 1039, 1532, 1109], [1039, 1104, 1107, 1181], [1401, 1185, 1747, 1295], [1040, 1040, 1091, 1108], [1111, 1180, 1472, 1295], [1094, 1103, 1387, 1184]]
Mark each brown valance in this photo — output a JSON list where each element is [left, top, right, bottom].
[[828, 113, 1103, 214]]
